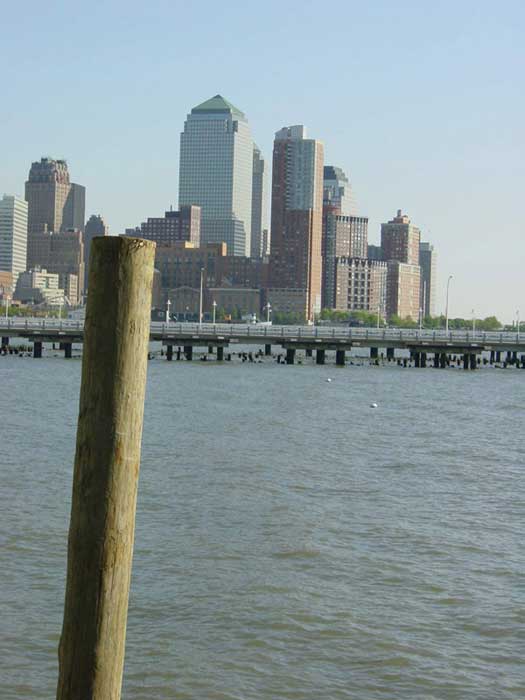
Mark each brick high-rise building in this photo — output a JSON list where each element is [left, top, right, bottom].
[[322, 214, 368, 308], [380, 209, 420, 265], [332, 258, 387, 315], [268, 125, 324, 320], [179, 95, 253, 257], [25, 157, 85, 236], [125, 206, 200, 248], [84, 214, 110, 290], [419, 241, 437, 317], [386, 261, 421, 321], [0, 195, 28, 286]]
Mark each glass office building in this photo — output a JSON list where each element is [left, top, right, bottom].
[[178, 95, 253, 257]]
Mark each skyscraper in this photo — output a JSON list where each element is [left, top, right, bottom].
[[323, 166, 356, 216], [268, 125, 324, 321], [84, 215, 110, 289], [178, 95, 253, 257], [25, 157, 85, 236], [0, 195, 28, 285], [419, 241, 437, 317], [380, 209, 420, 265], [250, 144, 269, 258], [321, 214, 368, 308]]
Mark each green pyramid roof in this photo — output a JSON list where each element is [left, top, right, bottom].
[[191, 94, 245, 118]]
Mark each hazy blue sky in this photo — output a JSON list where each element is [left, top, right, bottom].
[[1, 0, 523, 320]]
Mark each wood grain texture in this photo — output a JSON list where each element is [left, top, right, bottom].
[[57, 236, 155, 700]]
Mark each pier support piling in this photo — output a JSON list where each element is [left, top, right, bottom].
[[336, 349, 345, 366], [166, 345, 173, 361], [414, 352, 421, 368], [184, 345, 193, 361], [370, 347, 378, 359], [286, 348, 295, 365], [316, 349, 325, 365], [217, 346, 224, 361], [56, 236, 155, 700], [1, 336, 9, 347], [305, 348, 313, 357], [64, 342, 72, 359], [33, 341, 42, 358], [386, 347, 394, 361], [470, 353, 477, 370], [264, 344, 271, 356]]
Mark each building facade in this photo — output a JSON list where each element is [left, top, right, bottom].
[[178, 95, 253, 257], [0, 195, 28, 286], [26, 229, 84, 304], [380, 209, 420, 266], [125, 206, 200, 248], [333, 257, 387, 315], [323, 165, 356, 216], [250, 144, 269, 258], [322, 214, 368, 308], [386, 261, 421, 321], [14, 267, 66, 306], [419, 241, 437, 317], [268, 125, 324, 320], [84, 214, 110, 289], [25, 157, 85, 236]]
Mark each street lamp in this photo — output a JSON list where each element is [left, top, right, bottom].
[[445, 275, 453, 333], [419, 307, 423, 332], [199, 267, 204, 325], [517, 310, 520, 341], [166, 298, 171, 325], [376, 304, 381, 329], [4, 295, 9, 320], [212, 300, 217, 324], [265, 302, 272, 323], [472, 308, 476, 335]]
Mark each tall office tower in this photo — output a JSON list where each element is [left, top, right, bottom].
[[322, 214, 368, 308], [27, 229, 84, 304], [380, 209, 420, 265], [0, 195, 28, 285], [419, 241, 437, 317], [84, 214, 110, 289], [323, 166, 356, 216], [178, 95, 253, 257], [367, 244, 383, 261], [250, 144, 269, 258], [268, 125, 324, 320], [25, 157, 85, 236]]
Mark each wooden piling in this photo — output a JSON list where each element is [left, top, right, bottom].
[[56, 236, 155, 700]]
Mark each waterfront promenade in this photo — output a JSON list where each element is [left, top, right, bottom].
[[1, 317, 524, 368]]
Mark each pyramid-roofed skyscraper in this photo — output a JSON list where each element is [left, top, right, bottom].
[[178, 95, 253, 257]]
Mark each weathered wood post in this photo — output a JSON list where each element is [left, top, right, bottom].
[[56, 236, 155, 700]]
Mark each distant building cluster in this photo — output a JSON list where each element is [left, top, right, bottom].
[[0, 94, 436, 321]]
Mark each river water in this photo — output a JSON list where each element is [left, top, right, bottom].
[[1, 351, 524, 699]]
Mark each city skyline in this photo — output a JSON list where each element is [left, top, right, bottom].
[[1, 1, 523, 321]]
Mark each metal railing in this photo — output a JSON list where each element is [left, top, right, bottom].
[[0, 317, 522, 345]]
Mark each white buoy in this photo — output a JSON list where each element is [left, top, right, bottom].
[[370, 402, 378, 408], [326, 378, 332, 382]]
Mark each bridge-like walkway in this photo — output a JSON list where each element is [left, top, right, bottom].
[[1, 318, 524, 367]]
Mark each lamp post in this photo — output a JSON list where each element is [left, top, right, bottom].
[[445, 275, 453, 334], [212, 300, 217, 325], [517, 310, 520, 341], [376, 304, 381, 329], [265, 302, 272, 323], [472, 309, 476, 335], [419, 307, 423, 331], [165, 298, 171, 325], [4, 295, 9, 320], [199, 267, 204, 326]]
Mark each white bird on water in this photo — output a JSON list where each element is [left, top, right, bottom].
[[326, 378, 332, 383], [370, 402, 378, 408]]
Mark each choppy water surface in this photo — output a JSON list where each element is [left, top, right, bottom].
[[1, 353, 524, 699]]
